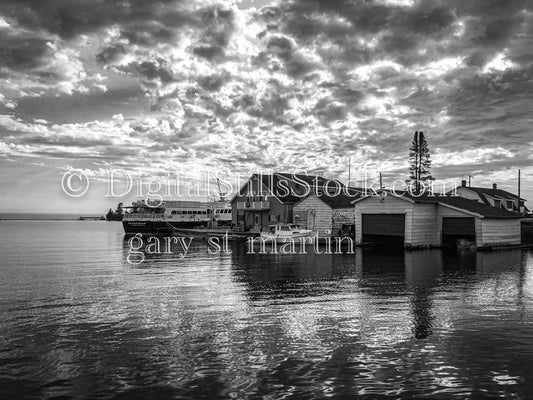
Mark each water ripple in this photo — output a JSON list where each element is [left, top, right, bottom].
[[0, 221, 532, 399]]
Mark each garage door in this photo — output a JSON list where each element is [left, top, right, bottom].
[[362, 214, 405, 237], [442, 217, 475, 236]]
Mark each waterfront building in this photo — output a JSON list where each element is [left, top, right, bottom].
[[353, 192, 524, 249], [293, 192, 362, 238], [230, 173, 346, 233]]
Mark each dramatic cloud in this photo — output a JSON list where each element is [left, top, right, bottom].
[[0, 0, 532, 211]]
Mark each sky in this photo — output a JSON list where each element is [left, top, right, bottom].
[[0, 0, 532, 213]]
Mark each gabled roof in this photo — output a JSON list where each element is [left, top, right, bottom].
[[460, 186, 526, 202], [354, 191, 524, 218], [410, 194, 524, 219], [314, 192, 362, 209], [233, 172, 355, 205], [456, 186, 529, 212]]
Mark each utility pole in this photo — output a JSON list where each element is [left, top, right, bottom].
[[518, 169, 521, 212], [468, 175, 471, 187], [348, 157, 351, 183], [415, 131, 420, 193]]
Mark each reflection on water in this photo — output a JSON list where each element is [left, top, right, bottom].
[[0, 221, 533, 399]]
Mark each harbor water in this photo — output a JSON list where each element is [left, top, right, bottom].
[[1, 220, 532, 399]]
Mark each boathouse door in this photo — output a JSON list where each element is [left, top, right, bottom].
[[362, 213, 405, 246], [442, 217, 475, 246]]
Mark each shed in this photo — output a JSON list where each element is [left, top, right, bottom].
[[353, 192, 523, 249], [293, 192, 360, 238]]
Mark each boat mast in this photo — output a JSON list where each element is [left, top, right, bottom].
[[216, 178, 226, 202]]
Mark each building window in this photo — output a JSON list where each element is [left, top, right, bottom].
[[506, 200, 513, 209], [494, 199, 501, 208], [254, 214, 259, 225]]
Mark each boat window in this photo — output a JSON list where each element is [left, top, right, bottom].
[[280, 226, 290, 231]]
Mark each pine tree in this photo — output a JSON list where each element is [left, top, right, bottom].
[[408, 131, 433, 193]]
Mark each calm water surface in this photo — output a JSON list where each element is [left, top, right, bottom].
[[1, 221, 533, 399]]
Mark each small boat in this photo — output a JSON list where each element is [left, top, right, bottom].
[[456, 238, 476, 250], [259, 223, 314, 243]]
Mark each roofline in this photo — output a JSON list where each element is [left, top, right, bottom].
[[294, 192, 361, 209], [231, 172, 341, 205], [230, 173, 285, 204], [351, 192, 415, 205], [436, 202, 483, 218], [293, 193, 326, 208], [482, 215, 525, 219], [351, 195, 369, 204], [456, 186, 527, 201], [437, 202, 523, 219]]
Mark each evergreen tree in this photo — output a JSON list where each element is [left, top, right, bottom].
[[408, 131, 433, 193]]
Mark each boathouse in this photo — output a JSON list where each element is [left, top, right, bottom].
[[230, 173, 346, 233], [293, 192, 361, 238], [353, 192, 523, 249]]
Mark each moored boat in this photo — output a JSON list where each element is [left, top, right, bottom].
[[122, 199, 232, 235], [259, 223, 314, 243]]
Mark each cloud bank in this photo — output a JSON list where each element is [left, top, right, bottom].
[[0, 0, 532, 198]]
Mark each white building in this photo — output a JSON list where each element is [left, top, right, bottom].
[[353, 192, 523, 249]]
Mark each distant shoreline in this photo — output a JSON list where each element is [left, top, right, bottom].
[[0, 213, 104, 221], [0, 218, 82, 221]]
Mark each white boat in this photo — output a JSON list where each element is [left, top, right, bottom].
[[122, 199, 231, 235], [259, 223, 314, 243]]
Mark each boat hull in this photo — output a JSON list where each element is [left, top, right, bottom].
[[122, 219, 216, 235], [122, 220, 172, 236], [171, 227, 257, 241], [259, 233, 314, 243]]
